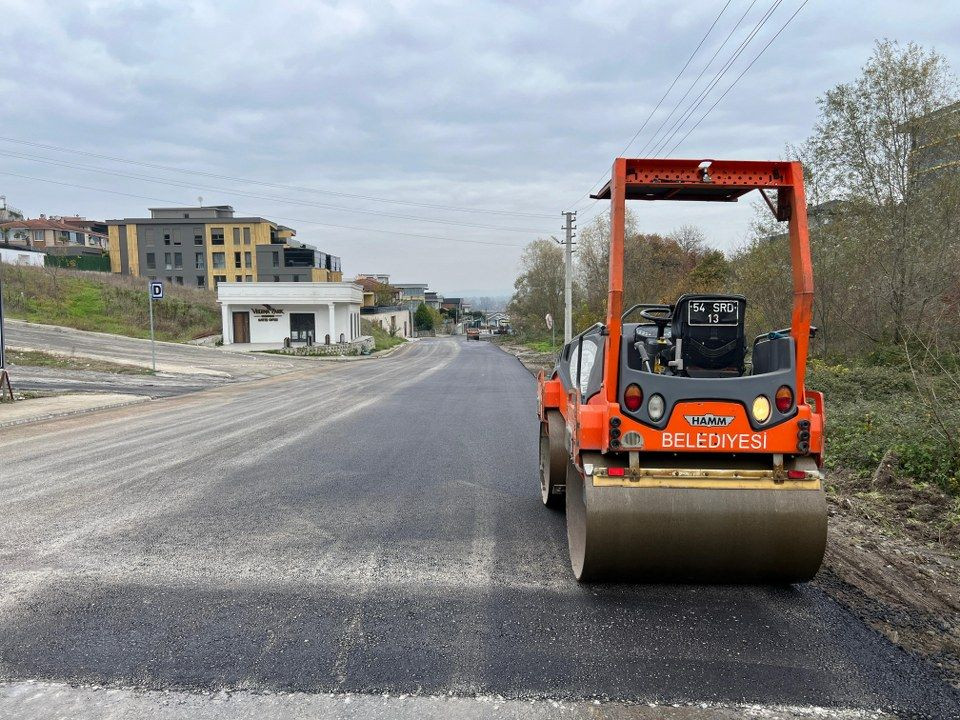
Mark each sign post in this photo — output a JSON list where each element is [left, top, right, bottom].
[[149, 281, 163, 372], [0, 263, 12, 401], [545, 312, 555, 349]]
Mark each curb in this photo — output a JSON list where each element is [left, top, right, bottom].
[[0, 395, 151, 430]]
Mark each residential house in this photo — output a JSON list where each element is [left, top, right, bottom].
[[0, 215, 109, 256]]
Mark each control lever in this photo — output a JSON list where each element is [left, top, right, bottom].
[[633, 341, 653, 373]]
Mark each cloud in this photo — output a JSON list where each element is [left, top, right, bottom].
[[0, 1, 957, 294]]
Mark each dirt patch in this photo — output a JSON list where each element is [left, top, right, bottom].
[[817, 468, 960, 686], [494, 341, 556, 375]]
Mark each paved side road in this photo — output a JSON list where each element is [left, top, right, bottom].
[[0, 338, 957, 719], [3, 320, 310, 378]]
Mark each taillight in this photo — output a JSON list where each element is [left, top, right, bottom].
[[775, 385, 794, 413], [787, 470, 806, 479], [624, 384, 643, 412]]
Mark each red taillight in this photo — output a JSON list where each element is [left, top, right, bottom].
[[608, 467, 625, 477], [787, 470, 806, 479], [624, 384, 643, 411], [775, 385, 794, 413]]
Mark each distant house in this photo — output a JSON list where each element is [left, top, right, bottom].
[[354, 276, 411, 338], [900, 100, 960, 184], [0, 196, 24, 223], [355, 276, 401, 307], [441, 296, 472, 318], [0, 215, 109, 255], [424, 291, 443, 310]]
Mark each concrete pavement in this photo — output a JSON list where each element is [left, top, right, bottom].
[[3, 320, 312, 379], [0, 338, 957, 718]]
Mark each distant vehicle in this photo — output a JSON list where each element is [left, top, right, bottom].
[[466, 327, 480, 340]]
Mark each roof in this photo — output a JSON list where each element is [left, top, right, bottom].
[[104, 216, 274, 225], [0, 218, 108, 238], [147, 205, 234, 211], [0, 242, 44, 254], [354, 276, 395, 293]]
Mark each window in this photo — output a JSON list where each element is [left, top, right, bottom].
[[234, 251, 242, 269], [166, 276, 173, 283], [242, 227, 251, 244], [183, 213, 190, 218], [195, 252, 205, 269], [235, 275, 243, 282], [293, 275, 300, 282], [146, 252, 156, 270], [212, 252, 225, 269], [174, 252, 182, 269], [214, 274, 227, 288], [164, 252, 172, 270], [232, 227, 241, 243], [175, 276, 183, 285], [271, 251, 280, 268], [193, 227, 203, 245], [197, 276, 206, 288], [244, 251, 251, 268], [163, 227, 172, 245], [245, 274, 252, 282], [273, 275, 280, 282], [211, 228, 224, 245]]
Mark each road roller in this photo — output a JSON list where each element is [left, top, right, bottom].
[[538, 158, 827, 583]]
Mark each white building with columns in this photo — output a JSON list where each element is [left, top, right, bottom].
[[217, 282, 364, 346]]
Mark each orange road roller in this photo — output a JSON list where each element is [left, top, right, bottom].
[[538, 158, 826, 583]]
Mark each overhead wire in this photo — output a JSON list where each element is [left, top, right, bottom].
[[0, 135, 554, 220], [0, 149, 550, 235], [648, 0, 785, 157], [634, 0, 760, 158], [0, 170, 530, 249], [664, 0, 811, 156], [566, 0, 734, 211]]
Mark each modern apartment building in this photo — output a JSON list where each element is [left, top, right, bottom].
[[105, 205, 342, 289]]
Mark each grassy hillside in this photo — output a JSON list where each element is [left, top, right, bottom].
[[0, 264, 221, 343]]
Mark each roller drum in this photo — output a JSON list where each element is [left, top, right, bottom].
[[566, 461, 827, 583]]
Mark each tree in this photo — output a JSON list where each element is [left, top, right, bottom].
[[371, 281, 398, 307], [508, 238, 565, 340], [413, 302, 435, 331], [804, 40, 959, 346]]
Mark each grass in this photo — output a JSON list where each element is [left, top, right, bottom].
[[0, 264, 221, 343], [361, 319, 406, 352], [807, 359, 960, 496], [6, 349, 152, 375]]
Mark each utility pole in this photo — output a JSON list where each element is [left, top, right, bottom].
[[561, 211, 576, 344]]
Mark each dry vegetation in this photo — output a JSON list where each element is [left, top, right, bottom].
[[0, 264, 221, 343]]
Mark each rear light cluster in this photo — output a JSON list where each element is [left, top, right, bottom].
[[624, 384, 643, 412], [609, 416, 621, 449], [776, 385, 794, 413], [797, 418, 811, 453]]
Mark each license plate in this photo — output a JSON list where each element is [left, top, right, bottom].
[[688, 299, 739, 326]]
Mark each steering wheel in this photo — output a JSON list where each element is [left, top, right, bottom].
[[639, 307, 672, 323], [639, 306, 673, 340]]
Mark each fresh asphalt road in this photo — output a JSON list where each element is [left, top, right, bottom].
[[0, 338, 957, 719]]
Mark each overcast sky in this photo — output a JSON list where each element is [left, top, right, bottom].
[[1, 1, 958, 296]]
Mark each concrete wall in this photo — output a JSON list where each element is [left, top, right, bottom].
[[361, 307, 412, 338], [0, 246, 44, 267]]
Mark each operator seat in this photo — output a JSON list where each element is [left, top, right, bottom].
[[670, 294, 747, 378]]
